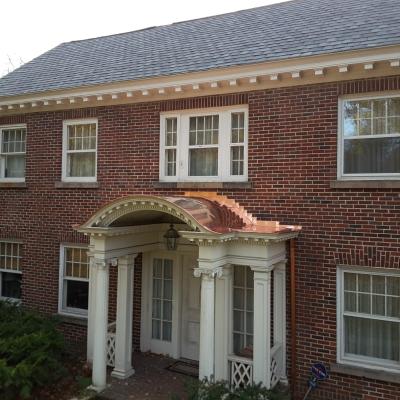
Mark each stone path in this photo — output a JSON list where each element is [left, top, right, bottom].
[[97, 352, 196, 400]]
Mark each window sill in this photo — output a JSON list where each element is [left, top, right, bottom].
[[55, 181, 99, 189], [0, 182, 26, 189], [154, 181, 252, 189], [57, 314, 88, 327], [331, 363, 400, 384], [330, 180, 400, 189]]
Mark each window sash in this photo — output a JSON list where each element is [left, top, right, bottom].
[[59, 245, 89, 317], [0, 126, 27, 180], [338, 267, 400, 371], [62, 120, 98, 182], [160, 107, 248, 182], [339, 95, 400, 179]]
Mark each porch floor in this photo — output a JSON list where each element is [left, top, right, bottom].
[[97, 352, 196, 400]]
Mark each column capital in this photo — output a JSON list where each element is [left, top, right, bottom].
[[250, 265, 274, 274], [118, 254, 138, 266], [91, 258, 108, 270], [194, 266, 223, 279]]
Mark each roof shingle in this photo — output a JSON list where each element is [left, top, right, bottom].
[[1, 0, 400, 97]]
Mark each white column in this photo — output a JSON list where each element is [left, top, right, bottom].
[[111, 254, 136, 379], [87, 255, 97, 363], [273, 263, 287, 382], [214, 265, 232, 381], [91, 258, 110, 391], [252, 267, 272, 388], [197, 270, 216, 380]]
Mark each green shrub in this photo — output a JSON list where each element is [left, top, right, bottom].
[[177, 378, 290, 400], [0, 301, 66, 399]]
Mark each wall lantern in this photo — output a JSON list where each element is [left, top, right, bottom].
[[164, 224, 180, 250]]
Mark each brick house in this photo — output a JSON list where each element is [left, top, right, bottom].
[[0, 0, 400, 398]]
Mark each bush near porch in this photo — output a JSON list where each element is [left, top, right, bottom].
[[175, 378, 290, 400], [0, 301, 66, 399]]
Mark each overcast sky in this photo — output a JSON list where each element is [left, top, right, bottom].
[[0, 0, 283, 77]]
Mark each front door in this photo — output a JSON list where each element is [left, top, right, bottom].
[[180, 254, 201, 361], [148, 256, 177, 356]]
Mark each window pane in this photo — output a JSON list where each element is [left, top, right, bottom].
[[388, 117, 400, 134], [68, 124, 96, 151], [387, 297, 400, 318], [67, 152, 96, 177], [343, 101, 358, 137], [372, 275, 385, 294], [152, 299, 161, 319], [1, 272, 21, 299], [162, 321, 172, 342], [344, 316, 399, 361], [358, 293, 371, 314], [165, 149, 176, 176], [233, 288, 245, 309], [373, 99, 386, 118], [152, 320, 161, 340], [65, 280, 88, 310], [372, 295, 385, 316], [246, 312, 253, 335], [233, 333, 244, 355], [387, 277, 400, 296], [344, 137, 400, 174], [387, 98, 400, 116], [344, 292, 357, 312], [163, 300, 172, 320], [344, 273, 357, 291], [153, 278, 162, 298], [189, 148, 218, 176], [5, 155, 25, 178], [164, 279, 172, 300], [233, 310, 244, 331], [234, 266, 245, 286], [358, 274, 371, 293], [231, 146, 244, 175]]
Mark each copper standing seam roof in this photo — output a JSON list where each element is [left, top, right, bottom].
[[162, 192, 301, 235]]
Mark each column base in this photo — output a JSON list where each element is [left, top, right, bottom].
[[111, 368, 135, 379], [88, 384, 108, 393]]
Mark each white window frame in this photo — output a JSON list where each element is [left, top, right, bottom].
[[159, 106, 248, 182], [337, 266, 400, 373], [58, 244, 89, 318], [0, 240, 22, 302], [62, 118, 98, 183], [338, 93, 400, 181], [0, 124, 27, 183]]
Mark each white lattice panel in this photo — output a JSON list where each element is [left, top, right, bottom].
[[107, 333, 116, 367], [270, 356, 279, 387], [229, 356, 253, 388]]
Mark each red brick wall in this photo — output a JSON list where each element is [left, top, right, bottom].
[[1, 76, 400, 399]]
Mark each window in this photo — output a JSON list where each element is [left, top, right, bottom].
[[151, 258, 173, 342], [0, 125, 27, 181], [233, 265, 254, 357], [0, 241, 22, 300], [338, 268, 400, 372], [339, 96, 400, 179], [59, 245, 89, 317], [62, 119, 97, 182], [160, 107, 248, 181]]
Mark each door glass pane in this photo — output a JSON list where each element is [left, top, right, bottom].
[[152, 258, 173, 342]]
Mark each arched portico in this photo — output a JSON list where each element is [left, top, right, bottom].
[[75, 193, 301, 392]]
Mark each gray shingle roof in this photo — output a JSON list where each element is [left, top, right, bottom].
[[1, 0, 400, 98]]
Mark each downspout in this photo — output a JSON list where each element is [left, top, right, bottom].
[[290, 238, 297, 399]]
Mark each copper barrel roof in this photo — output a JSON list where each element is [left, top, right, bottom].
[[164, 192, 301, 235]]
